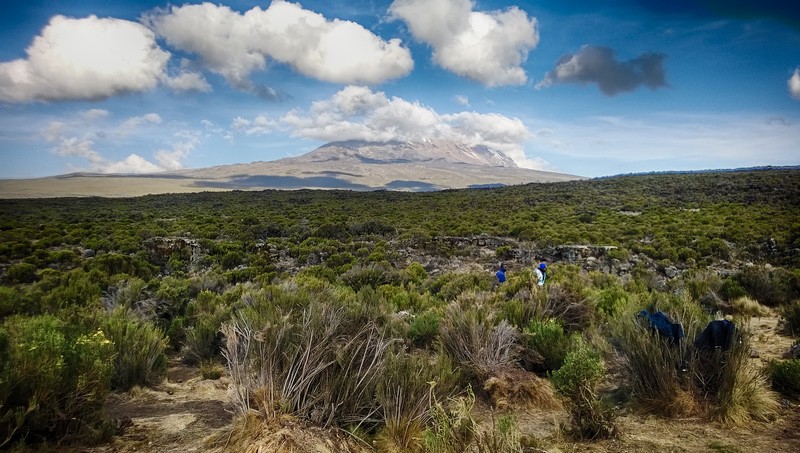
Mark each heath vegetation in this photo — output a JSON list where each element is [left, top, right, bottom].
[[0, 169, 798, 451]]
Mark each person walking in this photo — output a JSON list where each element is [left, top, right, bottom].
[[534, 260, 547, 286], [495, 263, 507, 284]]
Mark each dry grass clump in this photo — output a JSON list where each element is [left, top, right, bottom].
[[697, 331, 780, 425], [730, 296, 770, 317], [534, 283, 594, 332], [210, 413, 370, 453], [613, 315, 696, 417], [222, 299, 391, 429], [373, 352, 438, 453], [439, 303, 519, 382], [483, 367, 561, 411]]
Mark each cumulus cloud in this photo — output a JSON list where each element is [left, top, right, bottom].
[[454, 95, 470, 106], [789, 68, 800, 100], [279, 85, 541, 168], [145, 1, 413, 91], [389, 0, 538, 86], [162, 70, 211, 92], [41, 112, 195, 173], [154, 131, 200, 170], [0, 15, 169, 102], [232, 115, 278, 136], [537, 45, 667, 96]]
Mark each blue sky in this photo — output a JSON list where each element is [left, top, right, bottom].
[[1, 0, 799, 179]]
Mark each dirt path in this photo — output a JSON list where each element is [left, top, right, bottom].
[[85, 360, 234, 453]]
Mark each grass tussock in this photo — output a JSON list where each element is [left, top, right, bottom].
[[483, 367, 561, 411], [439, 304, 519, 383], [222, 299, 391, 428], [730, 296, 770, 317], [210, 413, 369, 453]]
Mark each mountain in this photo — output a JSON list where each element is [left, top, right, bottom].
[[296, 139, 519, 167], [0, 140, 584, 198]]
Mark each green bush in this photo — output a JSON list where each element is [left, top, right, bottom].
[[551, 339, 617, 439], [340, 262, 400, 291], [0, 315, 114, 446], [719, 277, 747, 301], [595, 286, 629, 317], [408, 309, 441, 348], [735, 265, 799, 307], [6, 263, 37, 284], [523, 319, 571, 373], [101, 308, 168, 391], [782, 300, 800, 336], [767, 359, 800, 398]]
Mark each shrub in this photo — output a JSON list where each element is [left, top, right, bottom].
[[682, 269, 722, 301], [595, 286, 629, 317], [340, 262, 400, 291], [408, 309, 441, 348], [6, 262, 37, 284], [534, 284, 594, 332], [0, 315, 114, 446], [432, 272, 493, 302], [735, 265, 799, 307], [782, 300, 800, 336], [523, 319, 571, 373], [101, 308, 168, 391], [0, 287, 19, 317], [403, 262, 429, 286], [499, 298, 534, 330], [200, 360, 224, 380], [551, 339, 617, 439], [473, 414, 526, 453], [719, 277, 747, 301], [767, 359, 800, 398]]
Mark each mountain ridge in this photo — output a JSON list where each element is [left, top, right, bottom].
[[0, 140, 584, 198]]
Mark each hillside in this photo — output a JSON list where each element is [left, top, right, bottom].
[[0, 140, 582, 198], [1, 169, 799, 452]]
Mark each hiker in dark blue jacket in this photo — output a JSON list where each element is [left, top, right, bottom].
[[495, 263, 507, 284]]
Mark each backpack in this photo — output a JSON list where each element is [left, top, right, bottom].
[[636, 310, 685, 345]]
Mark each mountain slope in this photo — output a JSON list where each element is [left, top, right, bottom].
[[0, 140, 584, 198]]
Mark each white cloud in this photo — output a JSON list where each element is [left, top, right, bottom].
[[232, 115, 278, 136], [154, 131, 200, 170], [280, 85, 542, 168], [118, 113, 162, 135], [103, 154, 163, 174], [789, 68, 800, 100], [79, 109, 110, 121], [162, 70, 211, 92], [0, 15, 169, 102], [389, 0, 538, 86], [454, 95, 470, 106], [145, 1, 413, 89], [40, 113, 197, 174]]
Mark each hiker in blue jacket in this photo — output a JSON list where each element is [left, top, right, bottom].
[[534, 260, 547, 286], [495, 263, 507, 284]]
